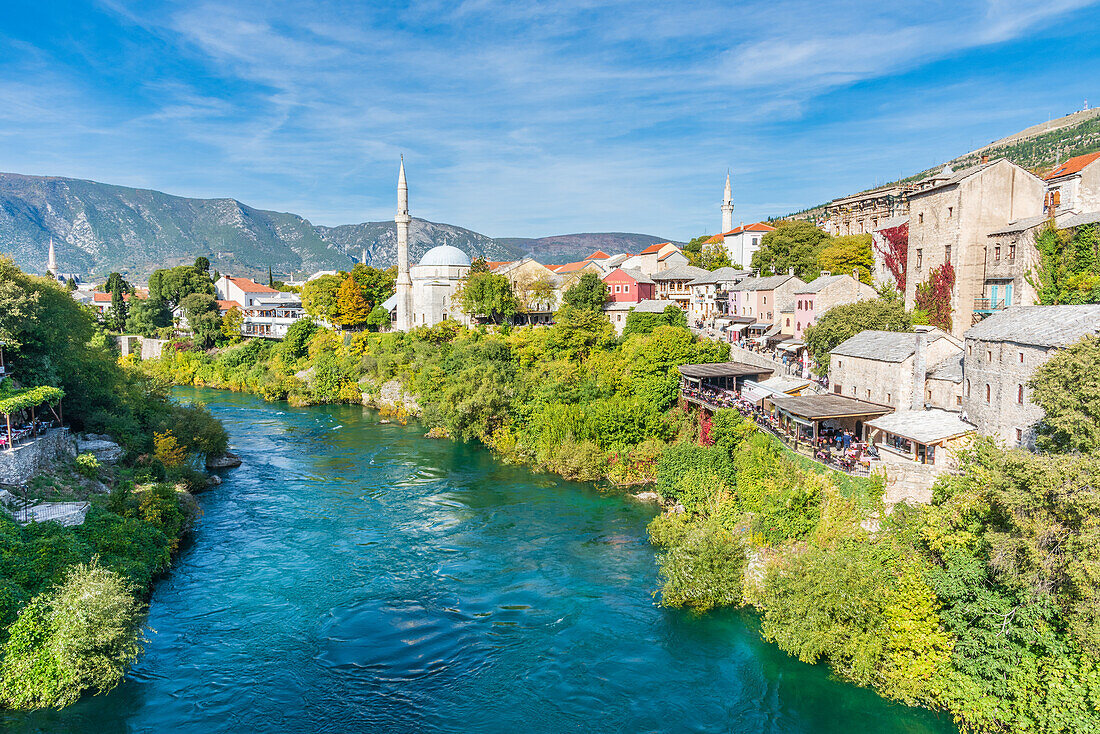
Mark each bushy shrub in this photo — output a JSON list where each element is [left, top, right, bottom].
[[653, 516, 746, 613], [74, 453, 100, 479], [0, 560, 145, 710]]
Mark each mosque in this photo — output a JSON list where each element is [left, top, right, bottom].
[[386, 158, 473, 330]]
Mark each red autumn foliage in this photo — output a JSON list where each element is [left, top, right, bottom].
[[874, 222, 908, 292], [699, 410, 714, 446], [915, 262, 955, 332]]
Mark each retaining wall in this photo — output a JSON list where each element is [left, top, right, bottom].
[[0, 429, 76, 486]]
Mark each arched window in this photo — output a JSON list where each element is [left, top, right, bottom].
[[785, 318, 790, 327], [1017, 384, 1024, 403]]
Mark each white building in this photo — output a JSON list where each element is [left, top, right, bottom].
[[214, 276, 305, 339], [407, 245, 472, 327]]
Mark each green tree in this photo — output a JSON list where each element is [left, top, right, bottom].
[[562, 271, 608, 311], [350, 264, 396, 309], [281, 318, 318, 361], [457, 271, 519, 324], [691, 243, 733, 270], [220, 305, 244, 343], [148, 266, 214, 310], [124, 296, 169, 337], [751, 220, 829, 280], [105, 274, 128, 332], [1030, 334, 1100, 453], [0, 560, 145, 710], [0, 257, 41, 354], [818, 234, 874, 284], [193, 256, 210, 274], [299, 274, 343, 321], [803, 298, 914, 374], [623, 304, 688, 336], [180, 293, 220, 349], [366, 304, 391, 331], [1028, 221, 1100, 304], [469, 257, 491, 274], [334, 274, 372, 329]]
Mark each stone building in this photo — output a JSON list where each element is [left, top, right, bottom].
[[729, 274, 805, 325], [828, 326, 962, 412], [405, 245, 473, 327], [904, 158, 1046, 338], [792, 273, 877, 339], [620, 243, 688, 276], [1045, 151, 1100, 215], [652, 265, 710, 310], [705, 223, 775, 269], [825, 166, 955, 237], [962, 305, 1100, 448], [492, 258, 560, 324], [687, 267, 751, 322]]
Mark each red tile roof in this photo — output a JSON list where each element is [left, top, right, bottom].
[[485, 261, 512, 271], [1046, 152, 1100, 180], [217, 300, 242, 311], [658, 247, 685, 261], [92, 291, 145, 302], [585, 250, 611, 260], [639, 242, 671, 255], [227, 276, 279, 293], [555, 260, 601, 274]]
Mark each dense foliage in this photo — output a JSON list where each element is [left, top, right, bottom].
[[1030, 334, 1100, 453], [803, 298, 916, 374], [751, 220, 829, 280], [1028, 221, 1100, 305], [817, 234, 874, 284]]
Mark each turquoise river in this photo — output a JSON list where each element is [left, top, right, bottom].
[[5, 389, 957, 733]]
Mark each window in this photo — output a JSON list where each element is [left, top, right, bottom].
[[785, 318, 791, 327], [867, 389, 871, 399], [851, 385, 856, 396], [945, 245, 951, 264], [797, 322, 801, 331], [1017, 384, 1024, 403], [1016, 428, 1023, 443], [987, 350, 992, 362], [916, 249, 923, 269], [927, 389, 932, 401], [837, 360, 842, 368], [797, 299, 802, 309], [966, 379, 971, 396], [967, 344, 972, 356], [1009, 243, 1016, 260], [763, 295, 767, 304], [986, 384, 991, 403], [948, 207, 953, 218], [886, 392, 892, 403], [614, 284, 621, 293], [956, 395, 962, 406], [623, 284, 630, 293], [994, 245, 1001, 261], [834, 384, 841, 395], [918, 212, 924, 224], [1019, 352, 1024, 363]]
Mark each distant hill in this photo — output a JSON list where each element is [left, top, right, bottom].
[[0, 172, 674, 280], [778, 107, 1100, 220], [497, 233, 676, 264]]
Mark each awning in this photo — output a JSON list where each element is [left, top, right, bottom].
[[726, 323, 749, 332], [741, 384, 770, 404], [778, 341, 805, 352]]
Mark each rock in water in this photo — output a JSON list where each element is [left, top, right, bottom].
[[206, 451, 242, 470]]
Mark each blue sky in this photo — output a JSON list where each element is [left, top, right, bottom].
[[1, 0, 1099, 240]]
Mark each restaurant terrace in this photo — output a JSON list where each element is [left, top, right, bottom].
[[678, 362, 774, 410]]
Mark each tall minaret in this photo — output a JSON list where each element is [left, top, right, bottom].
[[721, 173, 734, 234], [395, 156, 413, 331], [47, 237, 57, 274]]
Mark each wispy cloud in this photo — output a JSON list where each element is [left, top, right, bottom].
[[0, 0, 1097, 238]]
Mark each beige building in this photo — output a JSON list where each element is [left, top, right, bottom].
[[962, 305, 1100, 449], [492, 258, 560, 323], [1045, 151, 1100, 215], [828, 327, 962, 412], [652, 265, 710, 310], [904, 158, 1046, 338], [620, 243, 689, 276], [793, 273, 878, 340]]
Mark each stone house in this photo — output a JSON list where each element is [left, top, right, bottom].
[[1045, 151, 1100, 215], [493, 258, 560, 324], [603, 298, 673, 335], [687, 267, 751, 322], [828, 326, 963, 411], [962, 304, 1100, 448], [729, 275, 806, 325], [904, 158, 1046, 338], [620, 243, 689, 276], [652, 265, 710, 311], [793, 273, 877, 339]]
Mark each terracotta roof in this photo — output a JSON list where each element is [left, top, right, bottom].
[[227, 276, 279, 293], [705, 223, 776, 243], [485, 261, 512, 271], [639, 242, 672, 255], [658, 247, 685, 261], [585, 250, 611, 260], [92, 291, 145, 303], [1046, 152, 1100, 180], [555, 260, 597, 274], [216, 300, 242, 311]]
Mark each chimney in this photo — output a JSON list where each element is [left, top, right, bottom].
[[912, 331, 927, 411], [981, 154, 989, 164]]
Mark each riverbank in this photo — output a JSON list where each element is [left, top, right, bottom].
[[141, 318, 1100, 734]]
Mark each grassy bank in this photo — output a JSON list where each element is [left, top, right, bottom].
[[0, 258, 230, 709], [143, 311, 1100, 733]]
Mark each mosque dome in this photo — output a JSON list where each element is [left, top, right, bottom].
[[418, 245, 471, 267]]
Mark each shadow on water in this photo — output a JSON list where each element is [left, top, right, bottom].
[[1, 388, 958, 733]]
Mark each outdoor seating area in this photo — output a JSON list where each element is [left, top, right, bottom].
[[0, 418, 61, 450], [678, 362, 774, 410], [0, 381, 66, 451]]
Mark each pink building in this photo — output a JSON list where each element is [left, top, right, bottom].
[[793, 273, 878, 339], [729, 275, 804, 322], [603, 268, 655, 303]]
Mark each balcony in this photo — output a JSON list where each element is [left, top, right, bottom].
[[973, 297, 1009, 314]]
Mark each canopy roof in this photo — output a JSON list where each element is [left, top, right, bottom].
[[866, 409, 976, 445], [769, 393, 891, 421], [678, 362, 773, 380]]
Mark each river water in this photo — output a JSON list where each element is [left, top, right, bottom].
[[5, 389, 956, 733]]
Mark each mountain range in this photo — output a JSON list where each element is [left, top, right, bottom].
[[0, 172, 672, 281]]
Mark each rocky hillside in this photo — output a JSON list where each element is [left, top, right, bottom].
[[497, 232, 675, 264], [0, 172, 674, 280]]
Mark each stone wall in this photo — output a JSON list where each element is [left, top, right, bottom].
[[727, 344, 794, 376], [873, 457, 940, 507], [963, 337, 1050, 448], [831, 354, 915, 409], [361, 378, 422, 416], [141, 338, 168, 360], [0, 429, 76, 486]]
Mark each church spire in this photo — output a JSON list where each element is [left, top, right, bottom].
[[47, 237, 57, 274], [721, 172, 734, 234], [395, 156, 413, 331]]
